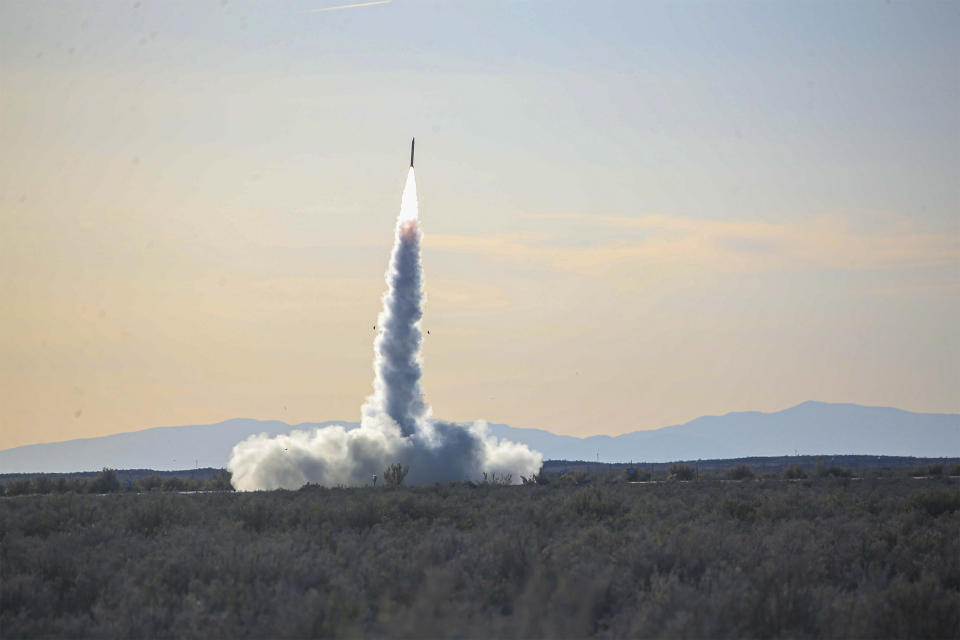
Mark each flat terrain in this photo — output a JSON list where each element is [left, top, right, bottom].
[[1, 476, 958, 638]]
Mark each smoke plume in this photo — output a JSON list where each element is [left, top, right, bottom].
[[228, 167, 542, 490]]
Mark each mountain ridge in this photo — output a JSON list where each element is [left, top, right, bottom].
[[1, 401, 957, 473]]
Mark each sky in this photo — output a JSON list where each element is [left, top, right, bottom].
[[1, 0, 958, 450]]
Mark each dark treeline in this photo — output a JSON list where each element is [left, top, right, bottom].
[[3, 454, 957, 497], [535, 460, 960, 484], [0, 468, 233, 496], [1, 475, 958, 638], [545, 454, 960, 476]]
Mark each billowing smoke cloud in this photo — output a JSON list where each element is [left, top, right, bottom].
[[228, 167, 542, 490]]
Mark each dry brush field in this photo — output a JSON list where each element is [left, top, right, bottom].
[[1, 474, 958, 638]]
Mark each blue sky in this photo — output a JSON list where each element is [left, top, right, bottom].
[[1, 0, 957, 448]]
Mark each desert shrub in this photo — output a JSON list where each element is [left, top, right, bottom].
[[667, 464, 696, 481], [625, 468, 652, 481], [885, 574, 959, 638], [726, 464, 754, 480], [783, 465, 807, 479], [136, 475, 163, 492], [206, 469, 234, 490], [30, 475, 54, 494], [383, 463, 410, 488], [817, 465, 852, 479], [58, 477, 87, 493], [161, 477, 187, 492], [21, 509, 63, 538], [559, 470, 590, 485], [3, 475, 959, 638], [908, 489, 960, 517], [345, 500, 382, 530], [721, 498, 756, 521], [5, 478, 33, 496], [520, 467, 548, 485], [602, 471, 624, 484], [234, 497, 278, 532], [481, 471, 512, 486], [567, 487, 625, 520], [912, 464, 946, 478], [88, 468, 121, 493], [126, 494, 192, 535]]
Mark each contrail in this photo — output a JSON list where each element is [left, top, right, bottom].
[[308, 0, 392, 12], [227, 144, 542, 490]]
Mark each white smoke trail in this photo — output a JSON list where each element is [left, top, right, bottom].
[[362, 168, 427, 437], [228, 166, 542, 490], [307, 0, 393, 13]]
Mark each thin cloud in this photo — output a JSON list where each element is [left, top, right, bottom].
[[425, 213, 960, 279], [307, 0, 392, 12]]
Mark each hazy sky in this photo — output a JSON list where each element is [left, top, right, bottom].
[[1, 0, 958, 450]]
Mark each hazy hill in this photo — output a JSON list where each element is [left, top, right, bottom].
[[485, 401, 960, 463], [1, 402, 957, 473]]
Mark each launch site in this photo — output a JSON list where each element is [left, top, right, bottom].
[[1, 1, 958, 638]]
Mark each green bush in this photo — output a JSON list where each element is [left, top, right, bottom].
[[721, 498, 756, 521], [5, 478, 33, 496], [622, 467, 652, 482], [161, 477, 187, 492], [126, 494, 191, 535], [206, 469, 234, 490], [137, 475, 163, 492], [559, 470, 590, 485], [520, 467, 549, 485], [667, 464, 696, 481], [383, 463, 410, 488], [480, 471, 512, 486], [3, 475, 959, 638], [88, 468, 121, 493], [726, 464, 755, 480], [784, 465, 807, 479], [568, 487, 624, 520], [817, 465, 852, 479], [909, 489, 960, 517], [31, 475, 54, 494], [235, 496, 278, 532]]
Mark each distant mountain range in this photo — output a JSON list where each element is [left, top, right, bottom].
[[1, 401, 957, 473]]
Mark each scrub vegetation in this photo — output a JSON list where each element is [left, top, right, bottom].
[[1, 472, 958, 638], [0, 468, 234, 496]]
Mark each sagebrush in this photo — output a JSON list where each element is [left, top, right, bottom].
[[1, 477, 957, 638]]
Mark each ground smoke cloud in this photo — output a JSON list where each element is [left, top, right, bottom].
[[228, 167, 542, 490]]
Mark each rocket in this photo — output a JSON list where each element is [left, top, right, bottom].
[[410, 138, 415, 167]]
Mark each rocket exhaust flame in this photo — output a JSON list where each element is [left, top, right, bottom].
[[398, 167, 419, 224], [227, 145, 542, 490]]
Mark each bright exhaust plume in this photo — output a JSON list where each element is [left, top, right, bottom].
[[228, 165, 542, 490], [398, 167, 418, 223]]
